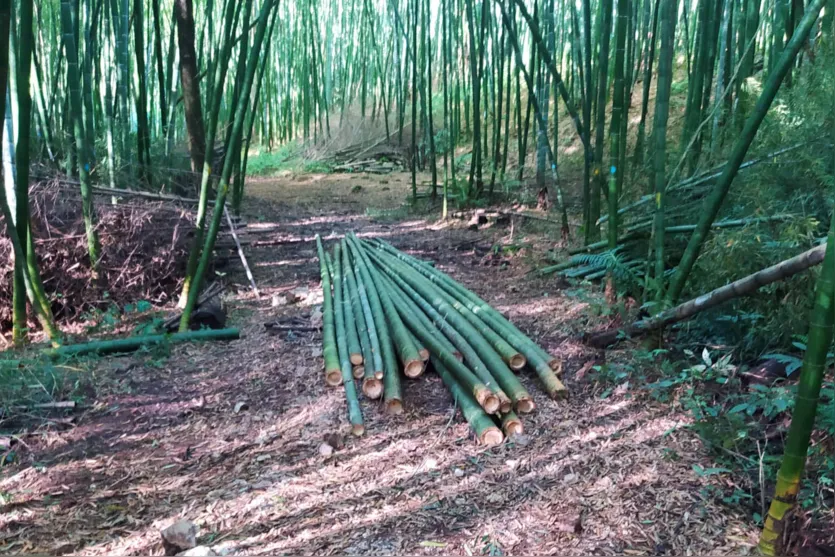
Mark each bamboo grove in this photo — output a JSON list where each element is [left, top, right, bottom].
[[0, 0, 834, 552]]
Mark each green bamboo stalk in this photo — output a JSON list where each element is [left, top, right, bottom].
[[373, 257, 514, 412], [345, 234, 403, 414], [49, 328, 240, 358], [179, 0, 275, 331], [347, 234, 424, 378], [434, 359, 504, 446], [133, 0, 152, 185], [1, 2, 59, 345], [331, 243, 365, 437], [759, 212, 835, 556], [666, 0, 827, 304], [343, 243, 382, 398], [178, 0, 246, 309], [651, 0, 679, 300], [367, 248, 534, 413], [60, 0, 101, 272], [316, 236, 343, 386]]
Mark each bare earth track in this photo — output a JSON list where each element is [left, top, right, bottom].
[[0, 173, 759, 555]]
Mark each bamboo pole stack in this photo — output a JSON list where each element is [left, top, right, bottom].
[[315, 233, 566, 446]]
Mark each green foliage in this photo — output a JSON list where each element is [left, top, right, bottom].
[[591, 343, 834, 527], [245, 143, 299, 175]]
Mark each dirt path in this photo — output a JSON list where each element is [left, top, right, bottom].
[[0, 173, 759, 555]]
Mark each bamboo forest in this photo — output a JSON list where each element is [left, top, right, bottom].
[[0, 0, 833, 552]]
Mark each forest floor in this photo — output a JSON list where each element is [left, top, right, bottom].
[[0, 171, 761, 555]]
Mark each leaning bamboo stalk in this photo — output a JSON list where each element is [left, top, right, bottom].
[[347, 235, 424, 379], [345, 237, 403, 413], [367, 249, 532, 413], [331, 244, 365, 436], [315, 235, 342, 386], [586, 242, 829, 348], [434, 359, 504, 447]]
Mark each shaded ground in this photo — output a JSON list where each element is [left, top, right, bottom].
[[0, 172, 759, 555]]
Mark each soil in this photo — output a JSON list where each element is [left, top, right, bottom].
[[0, 172, 760, 555]]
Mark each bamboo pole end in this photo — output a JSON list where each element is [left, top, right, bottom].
[[503, 420, 524, 437], [515, 398, 536, 414], [325, 369, 343, 386], [362, 377, 383, 399], [404, 359, 425, 378], [386, 399, 404, 415], [509, 354, 527, 371], [352, 365, 364, 379], [350, 353, 363, 366], [351, 424, 365, 437], [480, 427, 504, 447]]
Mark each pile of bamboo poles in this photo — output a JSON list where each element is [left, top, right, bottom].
[[315, 233, 566, 446]]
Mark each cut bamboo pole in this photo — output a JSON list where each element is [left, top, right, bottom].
[[377, 272, 463, 361], [345, 245, 384, 381], [434, 359, 503, 446], [366, 249, 531, 413], [48, 328, 240, 358], [342, 243, 381, 398], [344, 237, 403, 414], [369, 239, 566, 398], [331, 243, 365, 436], [338, 248, 363, 366], [347, 235, 424, 379], [315, 235, 342, 386], [501, 411, 524, 437], [372, 248, 527, 371], [370, 240, 562, 375], [586, 242, 829, 347]]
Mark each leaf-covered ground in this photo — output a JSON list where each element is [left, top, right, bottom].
[[0, 173, 760, 555]]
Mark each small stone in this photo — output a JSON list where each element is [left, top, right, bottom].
[[177, 547, 217, 557], [233, 401, 249, 414], [206, 489, 226, 500], [255, 454, 271, 462], [424, 458, 438, 470], [318, 443, 334, 457], [506, 459, 519, 470], [161, 519, 197, 555], [510, 433, 532, 446], [251, 480, 272, 490], [563, 473, 578, 485], [453, 468, 465, 478]]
